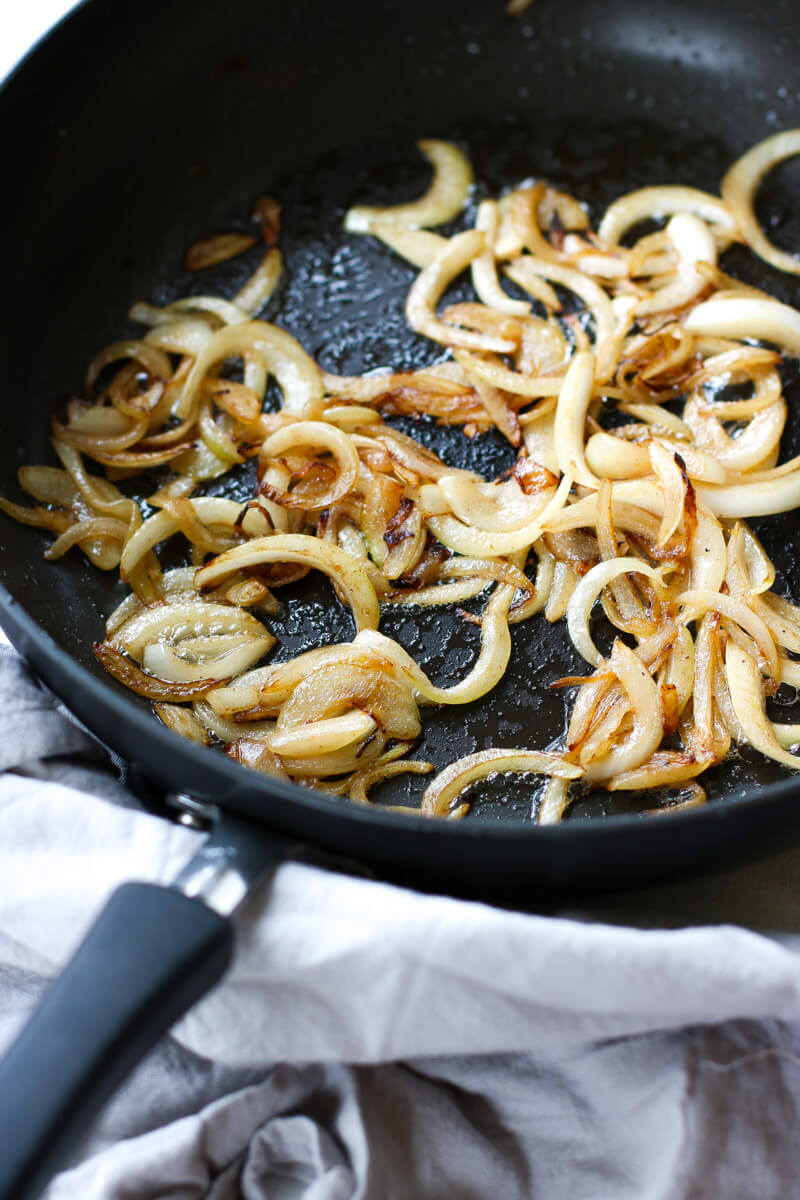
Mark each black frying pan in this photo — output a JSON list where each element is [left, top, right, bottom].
[[2, 0, 800, 1194]]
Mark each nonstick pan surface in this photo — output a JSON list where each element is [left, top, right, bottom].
[[3, 0, 800, 892]]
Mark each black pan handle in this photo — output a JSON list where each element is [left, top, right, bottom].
[[0, 882, 233, 1200]]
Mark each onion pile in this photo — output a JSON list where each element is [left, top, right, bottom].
[[5, 133, 800, 821]]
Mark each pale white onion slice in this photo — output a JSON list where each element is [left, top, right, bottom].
[[471, 200, 530, 316], [726, 642, 800, 769], [582, 642, 663, 783], [260, 421, 360, 506], [676, 589, 778, 681], [597, 186, 737, 245], [721, 129, 800, 275], [435, 474, 547, 532], [537, 777, 571, 825], [112, 600, 272, 659], [355, 584, 514, 705], [683, 393, 786, 473], [345, 140, 473, 232], [371, 227, 447, 267], [690, 507, 728, 594], [553, 351, 597, 486], [635, 213, 717, 316], [585, 433, 650, 479], [685, 296, 800, 355], [522, 410, 559, 475], [234, 248, 283, 316], [420, 749, 582, 817], [567, 558, 665, 667], [195, 534, 380, 630], [406, 231, 516, 353], [266, 711, 377, 756], [427, 473, 569, 557], [695, 471, 800, 518], [144, 318, 216, 357], [143, 636, 273, 682], [649, 443, 686, 545], [506, 256, 616, 378], [120, 498, 270, 580], [181, 320, 324, 417]]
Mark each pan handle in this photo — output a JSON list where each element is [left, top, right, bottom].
[[0, 882, 233, 1200]]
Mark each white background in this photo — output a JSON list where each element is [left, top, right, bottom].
[[0, 0, 79, 83]]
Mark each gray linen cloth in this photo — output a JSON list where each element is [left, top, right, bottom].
[[2, 643, 800, 1199]]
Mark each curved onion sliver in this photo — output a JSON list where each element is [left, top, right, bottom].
[[566, 558, 665, 667], [195, 534, 380, 630], [356, 584, 515, 705], [505, 256, 616, 378], [597, 186, 737, 245], [721, 129, 800, 275], [582, 641, 663, 783], [685, 295, 800, 355], [277, 663, 420, 741], [182, 320, 324, 417], [553, 351, 597, 486], [267, 710, 377, 756], [726, 641, 800, 769], [435, 473, 548, 533], [406, 231, 516, 353], [420, 749, 582, 817], [427, 473, 568, 557], [345, 140, 473, 233], [143, 636, 273, 682], [260, 421, 360, 508], [677, 589, 778, 682], [471, 200, 530, 316], [635, 213, 716, 316]]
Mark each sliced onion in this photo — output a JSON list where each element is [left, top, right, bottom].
[[345, 139, 473, 232], [506, 256, 616, 378], [94, 642, 224, 700], [370, 227, 447, 268], [195, 534, 380, 630], [120, 498, 270, 580], [356, 584, 515, 705], [234, 247, 283, 316], [635, 213, 716, 316], [182, 320, 324, 417], [153, 703, 211, 746], [421, 749, 581, 817], [471, 200, 531, 316], [676, 589, 778, 682], [726, 641, 800, 770], [143, 636, 273, 683], [597, 186, 737, 245], [435, 473, 549, 532], [566, 558, 664, 667], [406, 231, 516, 353], [683, 392, 786, 473], [685, 296, 800, 355], [427, 472, 568, 557], [553, 351, 597, 486], [348, 758, 433, 807], [260, 421, 360, 509], [721, 130, 800, 275], [582, 641, 663, 783], [267, 710, 377, 755], [277, 663, 420, 740], [649, 443, 686, 545], [606, 749, 713, 791]]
